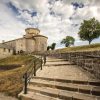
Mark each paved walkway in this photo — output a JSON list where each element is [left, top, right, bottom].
[[37, 57, 96, 81], [19, 57, 100, 100]]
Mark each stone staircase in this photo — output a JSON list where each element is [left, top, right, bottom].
[[19, 58, 100, 100]]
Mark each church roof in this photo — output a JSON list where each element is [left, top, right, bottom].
[[33, 35, 48, 38]]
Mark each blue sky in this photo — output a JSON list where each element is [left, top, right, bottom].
[[0, 0, 100, 48]]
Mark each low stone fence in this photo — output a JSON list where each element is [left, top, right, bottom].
[[47, 50, 100, 79]]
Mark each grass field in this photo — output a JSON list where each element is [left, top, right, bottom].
[[0, 55, 34, 97], [0, 55, 33, 65], [51, 43, 100, 53]]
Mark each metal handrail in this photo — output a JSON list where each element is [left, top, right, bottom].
[[23, 56, 41, 94], [23, 55, 46, 94]]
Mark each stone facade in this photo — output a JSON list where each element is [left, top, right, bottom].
[[0, 44, 13, 59], [34, 35, 47, 52], [3, 28, 48, 54]]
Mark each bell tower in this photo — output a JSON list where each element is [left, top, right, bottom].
[[24, 28, 40, 38]]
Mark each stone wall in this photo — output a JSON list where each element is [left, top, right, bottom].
[[26, 38, 35, 53], [3, 28, 48, 53], [16, 38, 26, 53], [25, 28, 40, 35], [4, 36, 47, 53], [0, 48, 13, 59], [4, 38, 26, 54], [4, 40, 16, 49], [47, 50, 100, 79], [34, 35, 48, 52]]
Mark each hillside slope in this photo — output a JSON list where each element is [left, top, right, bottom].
[[52, 43, 100, 53], [0, 55, 34, 97]]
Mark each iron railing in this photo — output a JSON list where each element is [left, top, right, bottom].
[[23, 55, 46, 94]]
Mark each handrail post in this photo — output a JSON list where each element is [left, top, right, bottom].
[[44, 55, 46, 65], [34, 60, 36, 76], [41, 56, 42, 70], [24, 73, 27, 94]]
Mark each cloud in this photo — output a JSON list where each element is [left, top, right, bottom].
[[0, 0, 100, 48]]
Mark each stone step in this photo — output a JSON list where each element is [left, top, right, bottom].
[[33, 76, 100, 86], [45, 63, 75, 66], [19, 91, 62, 100], [47, 59, 67, 62], [46, 61, 70, 64], [28, 85, 99, 100], [45, 61, 75, 66], [30, 79, 100, 96]]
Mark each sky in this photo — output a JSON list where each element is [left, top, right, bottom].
[[0, 0, 100, 48]]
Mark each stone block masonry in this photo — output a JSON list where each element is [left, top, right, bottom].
[[47, 50, 100, 79], [2, 28, 48, 54], [0, 44, 13, 59]]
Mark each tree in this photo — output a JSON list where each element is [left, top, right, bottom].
[[47, 46, 51, 51], [51, 43, 56, 50], [47, 43, 56, 51], [78, 18, 100, 44], [61, 36, 75, 47]]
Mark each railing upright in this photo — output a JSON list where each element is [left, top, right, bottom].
[[43, 55, 46, 65], [23, 54, 47, 94], [24, 72, 27, 94], [34, 60, 36, 76], [41, 56, 42, 70]]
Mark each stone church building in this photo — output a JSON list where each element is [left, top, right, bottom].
[[2, 28, 48, 54]]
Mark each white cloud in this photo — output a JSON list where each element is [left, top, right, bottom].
[[0, 0, 100, 48], [10, 0, 49, 13]]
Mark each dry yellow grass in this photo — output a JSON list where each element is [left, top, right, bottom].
[[48, 43, 100, 53], [0, 66, 26, 97], [0, 55, 35, 98], [0, 55, 33, 65]]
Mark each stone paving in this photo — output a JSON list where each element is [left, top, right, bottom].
[[37, 57, 96, 81], [0, 57, 97, 100], [19, 57, 100, 100]]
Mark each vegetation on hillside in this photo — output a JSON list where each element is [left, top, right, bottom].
[[0, 55, 35, 97], [47, 43, 100, 53], [0, 55, 33, 65], [47, 43, 56, 50], [51, 43, 56, 50], [47, 46, 51, 51], [61, 36, 75, 47]]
